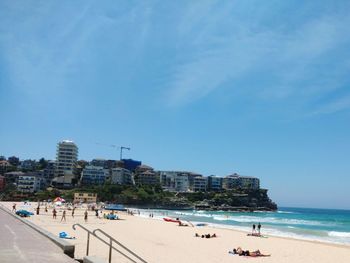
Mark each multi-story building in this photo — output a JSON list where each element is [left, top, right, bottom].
[[81, 165, 109, 185], [223, 174, 260, 190], [207, 175, 223, 191], [222, 174, 240, 189], [134, 165, 159, 186], [90, 159, 107, 168], [51, 174, 75, 189], [160, 171, 176, 190], [111, 168, 134, 185], [159, 171, 190, 192], [55, 140, 78, 177], [135, 170, 159, 186], [187, 172, 203, 190], [0, 175, 5, 191], [239, 176, 260, 189], [193, 176, 208, 192], [74, 192, 97, 203], [90, 159, 117, 170], [43, 160, 56, 184], [17, 174, 43, 193], [175, 173, 189, 192], [4, 171, 25, 184]]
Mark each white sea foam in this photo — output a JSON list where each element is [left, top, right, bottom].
[[277, 210, 296, 214], [328, 231, 350, 238], [213, 216, 230, 221], [174, 211, 213, 218], [231, 216, 327, 226]]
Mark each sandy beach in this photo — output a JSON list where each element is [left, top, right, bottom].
[[2, 201, 350, 263]]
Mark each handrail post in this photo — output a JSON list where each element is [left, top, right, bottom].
[[87, 232, 90, 256], [108, 238, 112, 263]]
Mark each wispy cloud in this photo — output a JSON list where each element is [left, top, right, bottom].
[[0, 1, 148, 98], [0, 1, 97, 98], [165, 2, 350, 116], [309, 95, 350, 116]]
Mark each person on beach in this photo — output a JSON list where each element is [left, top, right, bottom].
[[258, 222, 261, 235], [61, 210, 66, 222], [36, 206, 40, 215], [53, 208, 57, 219], [45, 206, 48, 213], [252, 224, 256, 234], [232, 247, 270, 257], [84, 210, 88, 222], [72, 207, 75, 218], [196, 233, 217, 238], [178, 221, 188, 226], [12, 203, 16, 212]]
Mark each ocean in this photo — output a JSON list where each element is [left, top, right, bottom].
[[136, 207, 350, 245]]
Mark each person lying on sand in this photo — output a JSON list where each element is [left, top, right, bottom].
[[247, 233, 261, 237], [195, 233, 217, 238], [231, 247, 270, 257]]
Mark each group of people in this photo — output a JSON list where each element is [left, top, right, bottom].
[[52, 207, 88, 222], [231, 247, 270, 257], [251, 222, 262, 236], [195, 233, 217, 238]]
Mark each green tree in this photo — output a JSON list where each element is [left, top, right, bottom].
[[38, 158, 48, 169]]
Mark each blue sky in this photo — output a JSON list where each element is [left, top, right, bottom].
[[1, 1, 350, 209]]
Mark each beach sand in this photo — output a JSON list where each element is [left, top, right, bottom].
[[2, 201, 349, 263]]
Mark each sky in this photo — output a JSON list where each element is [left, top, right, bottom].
[[1, 0, 350, 209]]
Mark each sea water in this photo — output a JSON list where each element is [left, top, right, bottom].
[[137, 207, 350, 245]]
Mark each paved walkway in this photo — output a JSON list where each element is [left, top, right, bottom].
[[0, 208, 76, 263]]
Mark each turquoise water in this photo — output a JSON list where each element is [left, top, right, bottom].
[[137, 207, 350, 245]]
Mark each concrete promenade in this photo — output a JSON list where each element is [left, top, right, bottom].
[[0, 208, 76, 263]]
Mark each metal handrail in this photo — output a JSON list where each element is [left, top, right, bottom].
[[72, 223, 94, 256], [72, 224, 147, 263], [93, 229, 148, 263]]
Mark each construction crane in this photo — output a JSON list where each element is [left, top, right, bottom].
[[95, 143, 131, 160], [119, 146, 130, 160]]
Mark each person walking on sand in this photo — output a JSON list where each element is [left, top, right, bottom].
[[36, 206, 40, 215], [252, 224, 256, 234], [72, 207, 75, 218], [61, 210, 66, 222], [12, 203, 16, 212], [84, 210, 88, 222], [258, 223, 261, 235], [53, 208, 57, 219], [45, 206, 48, 213]]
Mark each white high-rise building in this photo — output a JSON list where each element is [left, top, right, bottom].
[[55, 140, 78, 177]]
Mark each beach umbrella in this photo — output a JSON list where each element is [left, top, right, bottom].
[[53, 197, 66, 202]]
